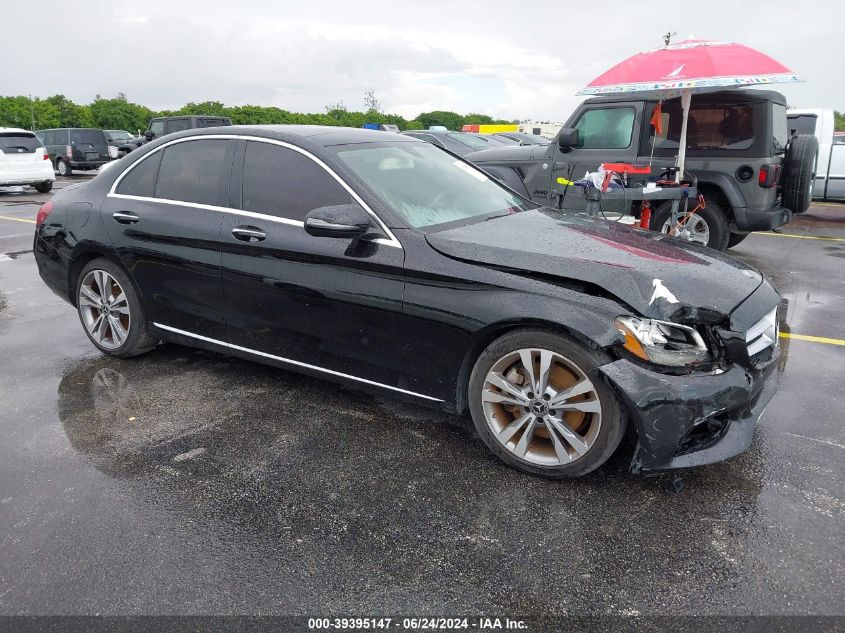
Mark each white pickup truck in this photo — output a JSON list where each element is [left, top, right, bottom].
[[788, 108, 845, 201]]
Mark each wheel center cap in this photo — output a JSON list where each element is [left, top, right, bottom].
[[102, 304, 111, 316], [530, 400, 548, 416]]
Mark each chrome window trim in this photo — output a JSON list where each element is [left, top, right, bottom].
[[107, 134, 402, 249], [153, 322, 443, 403]]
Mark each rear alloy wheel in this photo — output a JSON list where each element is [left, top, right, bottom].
[[468, 330, 625, 478], [56, 159, 71, 177], [651, 198, 729, 251], [76, 258, 157, 358]]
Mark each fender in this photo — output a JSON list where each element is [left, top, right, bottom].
[[687, 170, 747, 211]]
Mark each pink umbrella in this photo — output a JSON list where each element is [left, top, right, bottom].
[[578, 40, 801, 178]]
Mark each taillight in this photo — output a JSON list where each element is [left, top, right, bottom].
[[43, 150, 50, 160], [758, 164, 779, 188], [36, 200, 54, 225], [66, 145, 73, 158]]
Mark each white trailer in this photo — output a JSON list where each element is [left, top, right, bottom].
[[787, 108, 844, 200]]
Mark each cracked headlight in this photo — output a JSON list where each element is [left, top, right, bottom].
[[614, 316, 710, 367]]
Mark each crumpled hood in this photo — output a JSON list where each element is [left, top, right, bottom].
[[425, 209, 764, 321]]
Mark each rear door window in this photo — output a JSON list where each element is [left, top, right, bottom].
[[70, 129, 107, 145], [575, 108, 635, 149], [0, 132, 41, 154], [154, 139, 232, 206], [116, 152, 163, 198], [196, 118, 228, 128], [787, 114, 817, 136], [241, 141, 352, 221], [165, 119, 191, 134], [654, 102, 755, 150]]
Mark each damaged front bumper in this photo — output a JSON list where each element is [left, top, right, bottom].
[[598, 349, 778, 474]]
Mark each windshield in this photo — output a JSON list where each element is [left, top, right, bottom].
[[518, 133, 550, 145], [107, 130, 133, 140], [334, 141, 536, 230], [0, 132, 41, 154], [787, 114, 817, 136], [70, 129, 107, 145], [446, 133, 489, 149]]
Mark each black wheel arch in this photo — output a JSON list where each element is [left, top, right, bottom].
[[454, 318, 618, 415], [67, 247, 134, 307], [688, 172, 744, 217]]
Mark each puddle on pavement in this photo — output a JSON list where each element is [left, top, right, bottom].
[[47, 344, 777, 610]]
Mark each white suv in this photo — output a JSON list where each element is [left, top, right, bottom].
[[0, 127, 55, 193]]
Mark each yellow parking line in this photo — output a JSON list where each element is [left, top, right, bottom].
[[756, 232, 845, 243], [0, 214, 35, 224], [813, 202, 845, 208], [780, 332, 845, 347]]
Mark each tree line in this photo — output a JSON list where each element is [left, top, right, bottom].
[[0, 93, 514, 133]]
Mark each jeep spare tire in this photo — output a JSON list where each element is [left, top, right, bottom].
[[781, 134, 818, 214]]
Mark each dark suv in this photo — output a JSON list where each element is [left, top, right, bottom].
[[36, 128, 112, 176], [466, 90, 817, 251], [143, 115, 232, 144]]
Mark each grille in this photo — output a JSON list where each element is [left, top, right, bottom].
[[746, 308, 779, 360]]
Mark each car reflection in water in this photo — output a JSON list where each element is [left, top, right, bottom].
[[56, 346, 470, 482]]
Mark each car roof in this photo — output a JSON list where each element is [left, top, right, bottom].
[[584, 89, 787, 105], [0, 127, 36, 135], [35, 127, 104, 131], [152, 115, 231, 120], [164, 125, 422, 148]]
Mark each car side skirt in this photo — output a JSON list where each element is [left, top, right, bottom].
[[152, 322, 445, 405]]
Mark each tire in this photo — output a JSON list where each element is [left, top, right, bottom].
[[33, 181, 53, 193], [650, 197, 730, 251], [726, 232, 749, 249], [56, 159, 71, 177], [468, 329, 626, 478], [75, 258, 158, 358], [781, 134, 819, 213]]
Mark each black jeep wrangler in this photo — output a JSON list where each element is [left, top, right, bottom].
[[466, 90, 817, 250]]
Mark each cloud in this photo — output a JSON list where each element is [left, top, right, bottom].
[[2, 0, 840, 120]]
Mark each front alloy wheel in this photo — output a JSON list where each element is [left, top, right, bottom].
[[481, 348, 602, 466], [468, 330, 626, 478], [79, 269, 131, 349]]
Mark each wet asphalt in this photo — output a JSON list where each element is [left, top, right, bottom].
[[0, 177, 843, 618]]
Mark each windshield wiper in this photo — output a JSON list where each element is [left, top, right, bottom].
[[484, 207, 523, 221]]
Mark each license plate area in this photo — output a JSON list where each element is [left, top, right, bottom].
[[85, 152, 99, 160]]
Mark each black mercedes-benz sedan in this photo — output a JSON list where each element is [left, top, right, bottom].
[[33, 126, 781, 478]]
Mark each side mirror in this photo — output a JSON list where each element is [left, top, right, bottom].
[[145, 131, 154, 140], [557, 128, 579, 152], [304, 204, 371, 239]]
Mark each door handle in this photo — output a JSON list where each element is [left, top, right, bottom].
[[231, 226, 267, 242], [112, 211, 139, 224]]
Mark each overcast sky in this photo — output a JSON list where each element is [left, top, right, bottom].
[[3, 0, 840, 120]]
